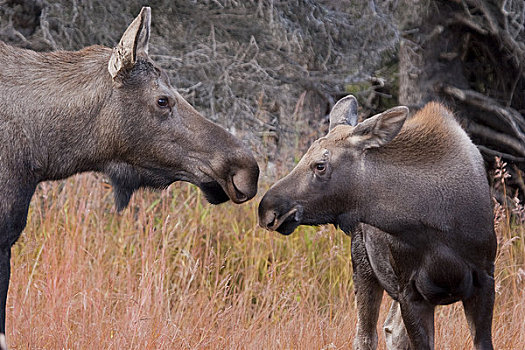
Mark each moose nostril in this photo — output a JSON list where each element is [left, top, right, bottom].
[[265, 211, 277, 229], [231, 168, 257, 202], [231, 178, 248, 202]]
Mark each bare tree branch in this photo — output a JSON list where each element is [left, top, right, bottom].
[[465, 121, 525, 157], [442, 85, 525, 144], [477, 145, 525, 163]]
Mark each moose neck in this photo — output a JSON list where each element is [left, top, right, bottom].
[[347, 104, 474, 236], [1, 43, 114, 181], [353, 144, 490, 239], [353, 152, 455, 236]]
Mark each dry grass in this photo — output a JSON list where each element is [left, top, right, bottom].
[[6, 171, 525, 349]]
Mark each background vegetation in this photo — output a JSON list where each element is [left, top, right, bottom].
[[7, 167, 524, 349], [1, 0, 524, 348]]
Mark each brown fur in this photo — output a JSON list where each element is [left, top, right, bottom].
[[319, 102, 463, 165], [0, 42, 110, 101], [381, 102, 462, 163], [259, 96, 496, 350], [0, 8, 259, 348]]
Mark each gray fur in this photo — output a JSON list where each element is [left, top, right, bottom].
[[0, 7, 259, 346], [259, 96, 496, 350]]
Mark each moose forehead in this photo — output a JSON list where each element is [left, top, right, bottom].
[[124, 59, 166, 86], [305, 125, 353, 158], [323, 125, 354, 144]]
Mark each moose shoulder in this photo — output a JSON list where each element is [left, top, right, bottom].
[[259, 96, 496, 350], [0, 7, 258, 348]]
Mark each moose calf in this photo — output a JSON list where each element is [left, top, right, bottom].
[[0, 7, 259, 348], [259, 95, 496, 350]]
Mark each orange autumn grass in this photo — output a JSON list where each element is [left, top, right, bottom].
[[6, 169, 524, 349]]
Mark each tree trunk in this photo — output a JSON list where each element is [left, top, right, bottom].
[[398, 0, 525, 193]]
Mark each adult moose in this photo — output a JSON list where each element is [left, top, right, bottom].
[[259, 96, 496, 350], [0, 7, 259, 348]]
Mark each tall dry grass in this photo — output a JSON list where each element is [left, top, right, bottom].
[[6, 164, 525, 349]]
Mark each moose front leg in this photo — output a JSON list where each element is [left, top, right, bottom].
[[397, 286, 435, 350], [0, 220, 13, 350], [462, 271, 495, 350], [0, 186, 34, 350], [351, 226, 383, 350], [0, 247, 10, 350]]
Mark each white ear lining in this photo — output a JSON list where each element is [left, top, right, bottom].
[[108, 7, 151, 79]]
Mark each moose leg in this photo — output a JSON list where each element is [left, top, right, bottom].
[[383, 301, 410, 350], [353, 279, 383, 350], [397, 284, 435, 350], [0, 247, 10, 350], [351, 226, 383, 350], [462, 272, 495, 350], [0, 188, 34, 350]]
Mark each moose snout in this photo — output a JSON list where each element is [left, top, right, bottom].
[[260, 209, 279, 230], [223, 154, 259, 203], [258, 193, 303, 234], [200, 139, 259, 205], [228, 167, 258, 203]]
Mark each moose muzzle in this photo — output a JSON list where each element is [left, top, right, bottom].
[[258, 192, 303, 235], [227, 166, 259, 203]]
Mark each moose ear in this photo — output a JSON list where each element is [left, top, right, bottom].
[[329, 95, 359, 131], [108, 7, 151, 79], [351, 106, 409, 149]]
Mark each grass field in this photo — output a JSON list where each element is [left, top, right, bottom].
[[6, 170, 525, 349]]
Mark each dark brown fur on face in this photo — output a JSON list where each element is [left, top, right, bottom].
[[259, 95, 496, 350], [0, 7, 259, 347]]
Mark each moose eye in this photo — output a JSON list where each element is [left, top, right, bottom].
[[157, 97, 169, 108], [315, 163, 326, 174]]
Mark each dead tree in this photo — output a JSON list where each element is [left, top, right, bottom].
[[397, 0, 525, 193], [0, 0, 399, 170]]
